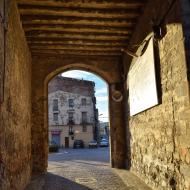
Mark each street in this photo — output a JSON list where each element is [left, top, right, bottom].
[[25, 148, 151, 190]]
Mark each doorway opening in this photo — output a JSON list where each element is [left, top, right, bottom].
[[47, 70, 110, 168]]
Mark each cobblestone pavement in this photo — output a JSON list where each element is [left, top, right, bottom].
[[25, 148, 151, 190]]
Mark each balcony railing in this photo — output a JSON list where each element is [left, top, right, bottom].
[[69, 131, 74, 136], [67, 120, 75, 125], [81, 120, 90, 125]]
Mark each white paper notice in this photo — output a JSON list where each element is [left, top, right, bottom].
[[129, 37, 158, 116]]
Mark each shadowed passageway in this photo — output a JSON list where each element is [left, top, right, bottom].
[[1, 0, 190, 189], [25, 148, 151, 190]]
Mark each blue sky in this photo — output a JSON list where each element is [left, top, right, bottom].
[[61, 70, 108, 122]]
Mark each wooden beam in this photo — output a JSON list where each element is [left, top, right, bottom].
[[23, 23, 133, 33], [31, 53, 120, 61], [31, 49, 122, 56], [27, 40, 128, 47], [16, 0, 146, 59], [19, 5, 140, 18], [21, 16, 136, 27], [23, 26, 132, 35], [29, 44, 125, 51], [17, 0, 145, 10], [26, 33, 129, 41], [25, 30, 131, 37], [19, 8, 140, 19]]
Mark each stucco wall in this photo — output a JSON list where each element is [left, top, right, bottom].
[[49, 125, 93, 148], [48, 76, 95, 97], [0, 1, 32, 189], [48, 76, 96, 148], [49, 90, 95, 125], [48, 76, 95, 126], [124, 0, 190, 189]]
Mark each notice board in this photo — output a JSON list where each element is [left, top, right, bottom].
[[129, 37, 158, 116]]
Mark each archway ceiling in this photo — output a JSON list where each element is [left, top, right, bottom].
[[17, 0, 146, 59]]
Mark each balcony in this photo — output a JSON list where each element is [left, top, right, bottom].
[[81, 120, 90, 125], [69, 126, 74, 136], [69, 131, 74, 136], [68, 120, 75, 125], [49, 125, 63, 131]]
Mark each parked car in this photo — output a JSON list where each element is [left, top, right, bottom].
[[99, 139, 109, 147], [89, 140, 98, 148], [49, 141, 59, 152], [73, 140, 84, 148]]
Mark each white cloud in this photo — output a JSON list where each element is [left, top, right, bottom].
[[95, 87, 108, 95], [61, 70, 91, 79], [99, 118, 108, 122], [98, 111, 109, 122], [96, 96, 108, 102], [99, 111, 108, 116]]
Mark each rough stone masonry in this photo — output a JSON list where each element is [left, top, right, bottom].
[[0, 1, 32, 189], [0, 0, 190, 190], [124, 0, 190, 189]]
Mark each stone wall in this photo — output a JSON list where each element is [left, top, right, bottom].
[[124, 0, 190, 189], [181, 0, 190, 79], [0, 1, 32, 189], [31, 55, 127, 172]]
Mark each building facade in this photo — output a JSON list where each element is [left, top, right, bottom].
[[48, 76, 98, 148], [99, 122, 109, 141]]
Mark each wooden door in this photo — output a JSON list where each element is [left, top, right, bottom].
[[65, 137, 69, 148], [52, 134, 60, 146]]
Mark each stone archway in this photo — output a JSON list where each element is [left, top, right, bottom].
[[31, 57, 126, 174]]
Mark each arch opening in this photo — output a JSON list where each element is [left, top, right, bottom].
[[45, 63, 112, 87], [31, 60, 126, 176], [47, 69, 111, 173]]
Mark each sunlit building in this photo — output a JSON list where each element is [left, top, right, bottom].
[[48, 76, 98, 148]]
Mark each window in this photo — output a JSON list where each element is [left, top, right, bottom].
[[68, 99, 74, 107], [82, 112, 87, 123], [82, 125, 87, 132], [53, 99, 58, 111], [81, 98, 86, 106], [68, 112, 74, 124], [69, 126, 74, 135], [68, 112, 74, 121], [53, 113, 58, 121]]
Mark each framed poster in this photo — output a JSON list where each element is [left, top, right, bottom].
[[129, 37, 158, 116]]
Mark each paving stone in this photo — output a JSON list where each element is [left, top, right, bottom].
[[25, 148, 151, 190]]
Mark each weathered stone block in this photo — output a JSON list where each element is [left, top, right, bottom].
[[0, 1, 32, 189], [124, 0, 190, 189]]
